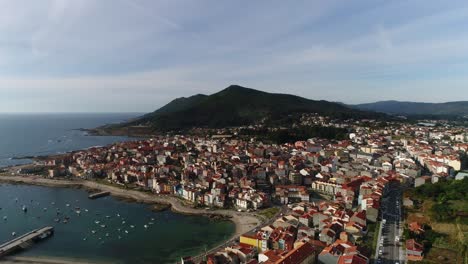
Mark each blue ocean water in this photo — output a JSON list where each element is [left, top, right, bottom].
[[0, 184, 234, 264], [0, 113, 140, 167]]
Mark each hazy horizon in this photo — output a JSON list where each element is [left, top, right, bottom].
[[1, 1, 468, 112]]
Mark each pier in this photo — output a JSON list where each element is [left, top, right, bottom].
[[88, 191, 110, 199], [0, 226, 54, 258]]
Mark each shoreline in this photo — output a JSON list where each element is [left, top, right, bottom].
[[0, 174, 261, 242]]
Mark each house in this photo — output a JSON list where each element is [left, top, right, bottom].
[[414, 176, 431, 188], [319, 228, 336, 245], [403, 197, 414, 208], [318, 239, 368, 264], [258, 242, 316, 264], [406, 239, 424, 261], [408, 222, 425, 235], [455, 171, 468, 180]]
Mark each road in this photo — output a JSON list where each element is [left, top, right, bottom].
[[375, 181, 405, 264]]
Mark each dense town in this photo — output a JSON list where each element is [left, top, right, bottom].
[[21, 118, 468, 264]]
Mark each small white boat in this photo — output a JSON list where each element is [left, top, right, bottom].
[[22, 205, 27, 212], [100, 224, 106, 228], [105, 233, 109, 237], [149, 222, 154, 225], [124, 230, 129, 234], [91, 230, 96, 234], [151, 218, 155, 221], [144, 225, 148, 229], [43, 208, 47, 211], [118, 236, 122, 239], [105, 215, 111, 219], [122, 221, 126, 224], [95, 220, 100, 224], [66, 204, 70, 207], [3, 216, 7, 221], [130, 225, 135, 229], [11, 232, 16, 236], [83, 237, 87, 241], [116, 213, 121, 217], [84, 209, 89, 212]]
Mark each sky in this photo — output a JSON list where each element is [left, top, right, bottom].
[[1, 0, 468, 112]]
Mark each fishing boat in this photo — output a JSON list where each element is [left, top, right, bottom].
[[130, 225, 135, 229], [22, 205, 27, 212], [91, 230, 97, 234], [3, 216, 7, 221], [11, 232, 16, 236], [124, 230, 129, 234], [144, 225, 148, 229], [95, 220, 100, 224], [100, 224, 106, 228]]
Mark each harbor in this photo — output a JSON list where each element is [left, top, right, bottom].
[[0, 183, 234, 264]]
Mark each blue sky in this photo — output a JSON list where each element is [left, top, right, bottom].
[[1, 0, 468, 112]]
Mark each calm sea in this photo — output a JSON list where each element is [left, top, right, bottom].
[[0, 113, 140, 167], [0, 184, 234, 264], [0, 113, 234, 263]]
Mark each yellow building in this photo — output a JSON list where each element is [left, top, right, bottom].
[[240, 233, 267, 252]]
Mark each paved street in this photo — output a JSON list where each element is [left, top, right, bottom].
[[376, 181, 405, 264]]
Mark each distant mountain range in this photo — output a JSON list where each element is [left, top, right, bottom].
[[109, 85, 385, 132], [353, 100, 468, 116]]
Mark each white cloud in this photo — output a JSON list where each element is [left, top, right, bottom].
[[0, 0, 468, 112]]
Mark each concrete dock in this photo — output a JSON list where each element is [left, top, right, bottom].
[[88, 191, 110, 199], [0, 227, 54, 258]]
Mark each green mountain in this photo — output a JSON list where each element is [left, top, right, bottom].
[[117, 85, 386, 131], [354, 100, 468, 116]]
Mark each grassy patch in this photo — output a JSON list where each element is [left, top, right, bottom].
[[356, 221, 379, 258], [258, 207, 280, 220]]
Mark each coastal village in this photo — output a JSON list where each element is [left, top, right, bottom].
[[7, 117, 468, 264]]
